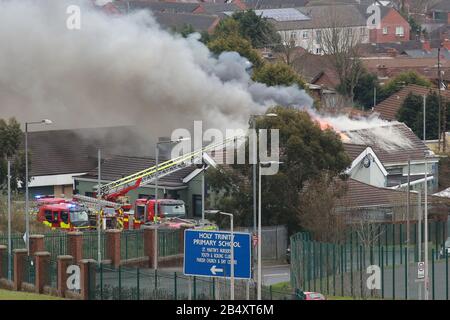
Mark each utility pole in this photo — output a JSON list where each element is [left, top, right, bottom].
[[423, 94, 429, 300], [406, 158, 410, 294], [438, 47, 442, 151], [418, 191, 422, 300], [7, 160, 12, 281]]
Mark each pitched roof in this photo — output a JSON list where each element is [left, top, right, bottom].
[[25, 126, 153, 177], [195, 3, 244, 14], [343, 143, 368, 161], [152, 12, 219, 32], [430, 0, 450, 12], [373, 84, 450, 121], [270, 5, 366, 31], [339, 178, 418, 208], [114, 1, 201, 14], [80, 155, 197, 188], [342, 122, 431, 164], [243, 0, 309, 9]]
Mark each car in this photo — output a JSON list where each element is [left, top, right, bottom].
[[439, 237, 450, 258], [294, 289, 326, 300], [304, 292, 326, 300]]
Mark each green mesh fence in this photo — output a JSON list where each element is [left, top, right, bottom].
[[91, 265, 289, 300], [291, 222, 450, 300], [121, 229, 144, 260], [82, 231, 106, 260], [158, 229, 181, 257]]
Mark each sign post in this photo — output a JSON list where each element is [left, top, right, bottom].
[[184, 229, 251, 281]]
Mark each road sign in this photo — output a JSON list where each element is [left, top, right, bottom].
[[418, 261, 425, 279], [184, 229, 251, 279]]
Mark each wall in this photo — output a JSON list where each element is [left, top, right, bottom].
[[350, 159, 386, 187], [279, 25, 369, 55], [370, 9, 410, 43]]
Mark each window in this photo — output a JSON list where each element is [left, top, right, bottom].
[[302, 31, 309, 39], [61, 211, 69, 224], [138, 194, 150, 199], [395, 26, 404, 37], [85, 192, 95, 197], [383, 27, 388, 35], [315, 47, 322, 54], [192, 195, 202, 217], [52, 211, 59, 223], [316, 30, 322, 42], [44, 210, 53, 222]]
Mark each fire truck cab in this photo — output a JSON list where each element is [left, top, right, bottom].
[[37, 202, 91, 231], [132, 198, 186, 228]]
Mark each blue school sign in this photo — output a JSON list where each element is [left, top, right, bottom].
[[183, 229, 251, 279]]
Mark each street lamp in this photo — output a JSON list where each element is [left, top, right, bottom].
[[250, 113, 277, 284], [257, 160, 282, 300], [423, 150, 433, 300], [25, 119, 52, 255], [218, 211, 235, 300], [155, 137, 190, 221]]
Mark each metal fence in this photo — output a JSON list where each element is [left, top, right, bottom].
[[235, 225, 288, 261], [121, 229, 144, 260], [290, 227, 450, 300], [158, 229, 181, 257], [92, 264, 294, 300], [82, 231, 107, 260]]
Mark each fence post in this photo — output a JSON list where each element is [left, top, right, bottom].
[[13, 249, 27, 291], [193, 276, 197, 300], [432, 248, 435, 300], [174, 272, 177, 300], [392, 243, 395, 300], [118, 265, 122, 300], [414, 223, 418, 262], [404, 247, 407, 300], [381, 246, 384, 299], [0, 245, 6, 279], [57, 255, 73, 298], [359, 246, 363, 299], [100, 262, 103, 300], [326, 243, 330, 295], [67, 232, 83, 264], [29, 235, 44, 257], [80, 259, 96, 300], [34, 251, 50, 294], [143, 226, 157, 268], [340, 245, 344, 297], [446, 250, 448, 300], [319, 242, 322, 293], [333, 243, 336, 296], [105, 229, 121, 268]]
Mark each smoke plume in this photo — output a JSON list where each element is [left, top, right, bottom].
[[0, 0, 312, 137]]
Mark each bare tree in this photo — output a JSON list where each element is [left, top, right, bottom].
[[313, 6, 365, 106], [297, 172, 348, 243]]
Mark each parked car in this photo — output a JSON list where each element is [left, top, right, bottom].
[[304, 292, 326, 300], [439, 237, 450, 258], [294, 289, 326, 300]]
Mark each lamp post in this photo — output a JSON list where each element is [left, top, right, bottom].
[[250, 113, 277, 285], [219, 212, 234, 300], [7, 159, 12, 280], [25, 119, 52, 255], [155, 137, 190, 221], [257, 160, 282, 300]]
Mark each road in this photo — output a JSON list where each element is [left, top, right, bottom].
[[262, 264, 291, 286]]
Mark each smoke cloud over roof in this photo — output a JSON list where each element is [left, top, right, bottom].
[[0, 0, 312, 137]]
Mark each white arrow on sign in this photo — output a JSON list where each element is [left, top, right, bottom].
[[210, 265, 223, 275]]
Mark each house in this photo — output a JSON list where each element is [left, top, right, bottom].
[[243, 0, 310, 9], [113, 1, 202, 14], [429, 0, 450, 24], [356, 3, 411, 43], [152, 12, 221, 34], [193, 1, 246, 15], [341, 122, 440, 193], [373, 84, 450, 121], [252, 5, 369, 55]]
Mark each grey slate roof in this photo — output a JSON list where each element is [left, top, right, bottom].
[[115, 1, 200, 14], [270, 5, 367, 30], [342, 123, 431, 165], [80, 154, 197, 188], [430, 0, 450, 12], [152, 12, 219, 32], [198, 3, 244, 14], [243, 0, 309, 9], [25, 126, 155, 177]]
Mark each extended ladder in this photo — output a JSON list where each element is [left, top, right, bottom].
[[98, 135, 244, 197], [73, 194, 122, 210]]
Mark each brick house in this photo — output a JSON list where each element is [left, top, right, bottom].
[[358, 4, 411, 43]]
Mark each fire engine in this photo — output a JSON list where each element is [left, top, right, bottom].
[[36, 201, 91, 231], [35, 136, 239, 231]]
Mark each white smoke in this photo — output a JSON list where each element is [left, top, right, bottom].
[[319, 113, 415, 151], [0, 0, 312, 136]]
